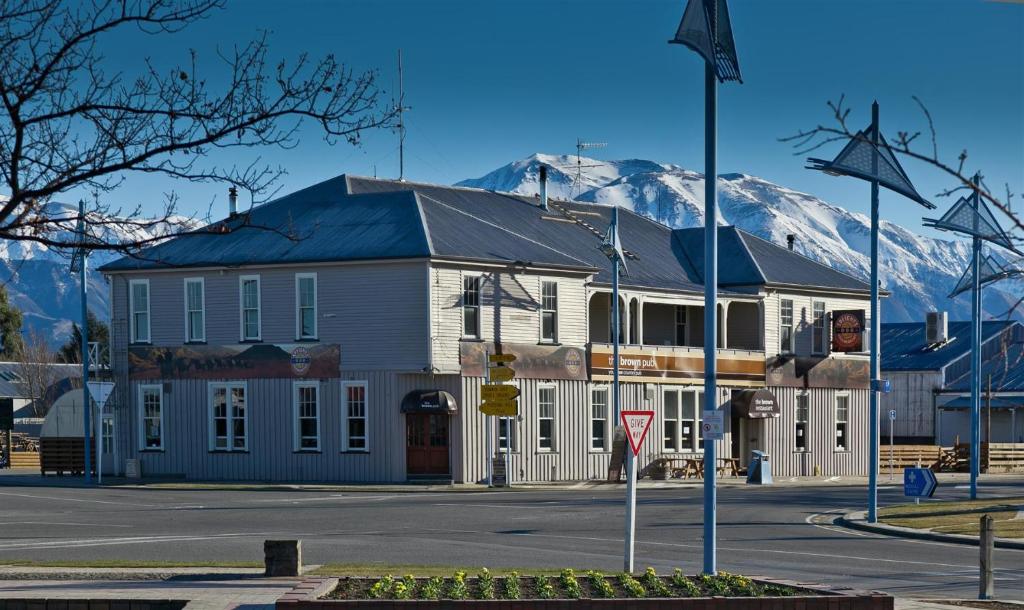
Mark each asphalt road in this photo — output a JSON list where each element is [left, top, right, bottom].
[[0, 478, 1022, 600]]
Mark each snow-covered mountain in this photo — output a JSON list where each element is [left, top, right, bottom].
[[0, 201, 194, 347], [458, 154, 1023, 323]]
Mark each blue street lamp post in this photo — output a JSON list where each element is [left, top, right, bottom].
[[73, 200, 92, 484], [969, 174, 983, 500], [868, 103, 880, 523]]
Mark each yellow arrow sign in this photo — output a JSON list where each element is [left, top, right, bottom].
[[488, 353, 517, 363], [481, 401, 518, 417], [481, 384, 520, 401], [489, 366, 515, 382]]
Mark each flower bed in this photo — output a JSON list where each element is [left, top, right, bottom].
[[276, 568, 894, 610]]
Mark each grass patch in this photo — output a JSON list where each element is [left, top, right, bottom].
[[879, 497, 1023, 539], [0, 559, 262, 569], [311, 563, 567, 577]]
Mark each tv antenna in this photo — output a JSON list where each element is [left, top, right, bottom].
[[574, 139, 607, 198], [396, 50, 411, 181]]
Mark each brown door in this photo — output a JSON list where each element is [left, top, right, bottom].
[[406, 413, 450, 476]]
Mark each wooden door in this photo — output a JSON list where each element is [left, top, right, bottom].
[[406, 413, 450, 476]]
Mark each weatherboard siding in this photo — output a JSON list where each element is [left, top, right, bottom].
[[879, 371, 940, 440], [764, 289, 872, 358]]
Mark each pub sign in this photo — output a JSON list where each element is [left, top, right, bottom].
[[831, 310, 865, 353]]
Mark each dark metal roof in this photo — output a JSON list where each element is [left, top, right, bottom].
[[880, 320, 1018, 371], [943, 339, 1024, 393]]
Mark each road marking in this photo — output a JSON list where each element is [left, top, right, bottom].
[[0, 531, 283, 551], [3, 521, 133, 528], [0, 491, 157, 507]]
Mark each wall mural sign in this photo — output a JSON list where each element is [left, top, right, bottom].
[[129, 344, 341, 380], [589, 346, 765, 387], [460, 342, 588, 381], [831, 309, 865, 353], [766, 355, 869, 390]]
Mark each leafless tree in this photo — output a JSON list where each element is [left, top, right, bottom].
[[15, 328, 58, 417], [781, 95, 1024, 317], [0, 0, 396, 255]]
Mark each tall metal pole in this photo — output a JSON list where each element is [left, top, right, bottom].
[[484, 348, 492, 487], [79, 200, 92, 483], [397, 49, 405, 182], [867, 102, 880, 523], [613, 206, 621, 424], [611, 206, 636, 572], [969, 173, 982, 499], [702, 61, 718, 574]]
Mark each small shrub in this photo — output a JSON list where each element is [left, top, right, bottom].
[[399, 575, 417, 599], [477, 567, 495, 600], [501, 571, 521, 600], [421, 576, 444, 600], [763, 583, 797, 596], [559, 568, 583, 599], [671, 569, 702, 597], [447, 570, 469, 600], [699, 573, 730, 596], [536, 575, 556, 599], [618, 572, 646, 598], [718, 572, 760, 596], [641, 567, 672, 597], [587, 570, 615, 598], [368, 574, 394, 599]]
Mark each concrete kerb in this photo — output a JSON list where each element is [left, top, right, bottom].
[[837, 510, 1024, 550]]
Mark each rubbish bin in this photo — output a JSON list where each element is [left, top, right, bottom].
[[746, 450, 773, 485]]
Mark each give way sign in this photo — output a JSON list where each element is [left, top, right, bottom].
[[620, 410, 655, 456]]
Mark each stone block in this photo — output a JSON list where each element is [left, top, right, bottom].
[[265, 539, 303, 577]]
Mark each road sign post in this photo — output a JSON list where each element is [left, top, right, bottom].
[[620, 410, 654, 573], [889, 409, 896, 481], [903, 467, 937, 499]]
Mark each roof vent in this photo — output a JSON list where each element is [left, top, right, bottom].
[[786, 234, 795, 251], [228, 186, 238, 216], [925, 311, 948, 345], [539, 165, 548, 211]]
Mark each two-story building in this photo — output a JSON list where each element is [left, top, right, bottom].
[[99, 174, 874, 482]]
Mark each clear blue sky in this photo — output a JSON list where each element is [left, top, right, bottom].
[[83, 0, 1023, 236]]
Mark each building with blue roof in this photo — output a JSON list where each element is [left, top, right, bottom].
[[99, 172, 879, 482]]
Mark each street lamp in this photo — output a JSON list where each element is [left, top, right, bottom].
[[807, 102, 934, 524], [670, 0, 742, 576], [69, 200, 92, 484], [924, 176, 1021, 499], [599, 206, 634, 572]]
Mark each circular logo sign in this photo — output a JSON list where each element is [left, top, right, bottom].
[[290, 346, 312, 376], [833, 311, 863, 351], [564, 348, 583, 377]]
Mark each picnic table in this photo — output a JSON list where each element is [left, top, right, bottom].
[[650, 455, 742, 479]]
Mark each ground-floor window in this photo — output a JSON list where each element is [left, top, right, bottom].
[[538, 384, 556, 451], [590, 387, 609, 451], [209, 382, 247, 451], [342, 381, 368, 451], [835, 394, 849, 451], [795, 392, 809, 451], [293, 381, 320, 451], [497, 417, 516, 452], [663, 388, 704, 452], [138, 384, 163, 450], [102, 416, 114, 454]]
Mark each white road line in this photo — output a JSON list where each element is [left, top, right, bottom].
[[3, 521, 133, 528], [0, 531, 283, 551], [0, 491, 156, 507]]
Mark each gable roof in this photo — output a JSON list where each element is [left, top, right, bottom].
[[880, 320, 1019, 371]]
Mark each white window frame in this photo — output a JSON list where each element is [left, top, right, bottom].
[[538, 383, 556, 452], [295, 273, 318, 340], [540, 281, 558, 343], [497, 416, 517, 453], [590, 386, 610, 452], [795, 392, 809, 452], [129, 279, 151, 344], [239, 275, 262, 341], [462, 273, 482, 339], [208, 381, 248, 452], [662, 388, 704, 453], [102, 415, 115, 454], [834, 393, 850, 452], [811, 300, 827, 356], [675, 305, 687, 346], [780, 298, 794, 354], [184, 277, 206, 343], [293, 380, 320, 452], [137, 384, 163, 451], [342, 380, 369, 452]]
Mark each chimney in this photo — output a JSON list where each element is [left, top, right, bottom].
[[539, 165, 548, 211], [786, 234, 795, 251], [228, 186, 238, 216]]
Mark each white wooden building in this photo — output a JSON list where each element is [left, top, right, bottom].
[[99, 174, 877, 482]]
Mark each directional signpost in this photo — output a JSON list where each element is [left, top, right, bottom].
[[489, 366, 515, 383], [482, 353, 518, 487], [481, 384, 520, 402], [904, 467, 938, 499], [620, 410, 654, 573], [480, 401, 517, 417]]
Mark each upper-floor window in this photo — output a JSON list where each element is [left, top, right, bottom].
[[663, 388, 704, 452], [295, 273, 317, 340], [138, 384, 163, 450], [239, 275, 261, 341], [795, 392, 809, 451], [463, 275, 481, 339], [812, 301, 827, 355], [780, 298, 794, 353], [184, 278, 205, 343], [590, 387, 609, 451], [293, 381, 320, 451], [835, 394, 849, 451], [129, 279, 150, 344], [538, 384, 556, 451], [540, 281, 558, 343], [675, 306, 687, 345]]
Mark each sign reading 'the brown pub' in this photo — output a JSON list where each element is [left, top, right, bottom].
[[831, 309, 865, 353], [589, 346, 765, 387]]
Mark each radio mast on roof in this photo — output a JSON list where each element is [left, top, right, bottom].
[[574, 139, 607, 198]]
